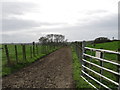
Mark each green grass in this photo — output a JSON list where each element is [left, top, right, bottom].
[[87, 41, 119, 51], [71, 46, 94, 89], [1, 44, 60, 77]]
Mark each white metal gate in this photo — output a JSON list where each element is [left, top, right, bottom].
[[75, 41, 120, 90]]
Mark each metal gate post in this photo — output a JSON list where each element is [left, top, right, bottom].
[[82, 41, 86, 76], [118, 48, 120, 90]]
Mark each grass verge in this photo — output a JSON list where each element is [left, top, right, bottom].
[[71, 47, 94, 89]]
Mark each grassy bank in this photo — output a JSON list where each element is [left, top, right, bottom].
[[71, 46, 93, 88]]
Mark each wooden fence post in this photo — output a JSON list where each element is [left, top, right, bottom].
[[22, 44, 24, 61], [78, 43, 80, 59], [46, 45, 48, 54], [33, 42, 35, 57], [47, 45, 49, 53], [76, 43, 78, 57], [15, 45, 18, 63], [79, 42, 82, 63], [24, 45, 26, 60], [36, 44, 38, 55], [75, 43, 78, 56], [22, 44, 25, 61], [39, 44, 41, 55], [30, 46, 32, 58], [53, 44, 55, 50], [77, 42, 81, 60], [42, 45, 44, 54], [4, 45, 10, 66], [82, 41, 86, 75], [99, 49, 104, 88], [41, 45, 44, 54], [45, 45, 46, 54], [22, 44, 26, 61]]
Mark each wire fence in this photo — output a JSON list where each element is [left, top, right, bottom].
[[1, 42, 63, 76]]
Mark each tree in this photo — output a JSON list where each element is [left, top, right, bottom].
[[39, 37, 48, 44], [39, 34, 66, 44], [94, 37, 111, 44], [46, 34, 54, 42]]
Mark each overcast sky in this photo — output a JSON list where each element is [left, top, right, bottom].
[[1, 0, 119, 43]]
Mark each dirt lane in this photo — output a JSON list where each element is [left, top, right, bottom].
[[2, 47, 74, 88]]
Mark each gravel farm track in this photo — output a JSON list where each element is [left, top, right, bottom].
[[2, 47, 75, 88]]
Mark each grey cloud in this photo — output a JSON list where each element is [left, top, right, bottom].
[[40, 22, 67, 26], [2, 14, 118, 43], [70, 14, 117, 40], [2, 32, 42, 43], [66, 14, 117, 32], [2, 2, 41, 31], [87, 14, 117, 29], [2, 33, 33, 43], [85, 10, 108, 15], [2, 17, 67, 31], [2, 2, 35, 16], [2, 18, 40, 31], [2, 2, 68, 32], [34, 14, 118, 41]]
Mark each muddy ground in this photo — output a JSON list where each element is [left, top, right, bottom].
[[2, 47, 74, 88]]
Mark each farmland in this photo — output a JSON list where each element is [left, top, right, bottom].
[[87, 41, 119, 51], [1, 40, 120, 89], [1, 44, 60, 76], [2, 47, 74, 88]]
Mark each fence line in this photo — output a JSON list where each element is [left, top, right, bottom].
[[1, 42, 63, 67], [74, 41, 120, 89]]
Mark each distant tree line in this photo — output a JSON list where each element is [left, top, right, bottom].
[[72, 37, 115, 46], [94, 37, 111, 44], [39, 34, 67, 45]]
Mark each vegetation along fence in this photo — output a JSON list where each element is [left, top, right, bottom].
[[74, 41, 120, 90], [1, 42, 63, 76]]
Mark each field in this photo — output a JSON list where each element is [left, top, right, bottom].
[[1, 44, 60, 76], [87, 41, 119, 61], [1, 41, 120, 88]]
